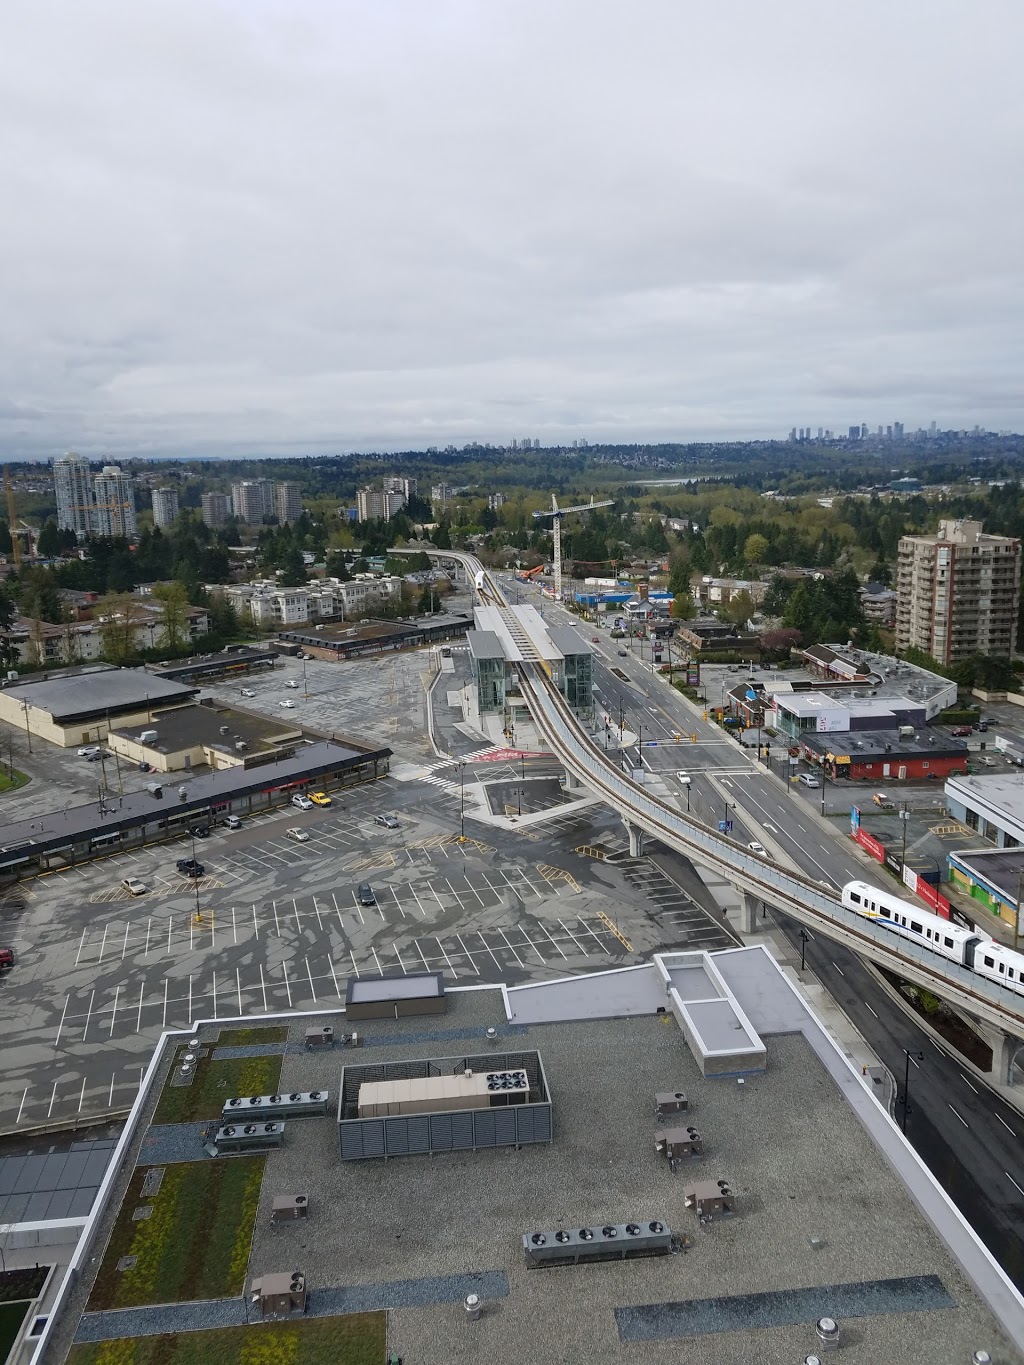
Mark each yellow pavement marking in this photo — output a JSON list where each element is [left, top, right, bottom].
[[596, 910, 634, 952]]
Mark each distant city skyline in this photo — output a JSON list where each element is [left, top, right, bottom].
[[1, 2, 1021, 458]]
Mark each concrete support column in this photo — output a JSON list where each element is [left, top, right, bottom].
[[737, 892, 760, 935], [624, 821, 644, 858], [562, 769, 583, 792], [977, 1023, 1022, 1086]]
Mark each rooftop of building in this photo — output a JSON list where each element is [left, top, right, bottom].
[[110, 702, 303, 759], [801, 728, 969, 760], [948, 846, 1024, 901], [946, 770, 1024, 814], [473, 604, 592, 663], [0, 667, 197, 721], [44, 949, 1023, 1365]]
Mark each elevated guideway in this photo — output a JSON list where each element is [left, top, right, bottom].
[[422, 548, 1024, 1041]]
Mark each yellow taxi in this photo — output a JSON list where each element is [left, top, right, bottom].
[[309, 791, 332, 807]]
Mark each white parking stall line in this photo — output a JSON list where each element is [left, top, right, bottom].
[[252, 904, 259, 941], [162, 978, 169, 1028], [393, 945, 409, 975], [75, 930, 87, 967], [272, 901, 282, 936], [231, 905, 237, 944], [312, 897, 324, 932], [97, 923, 109, 965], [167, 917, 173, 955], [144, 918, 152, 957], [479, 872, 505, 905], [477, 932, 503, 972], [109, 985, 121, 1036], [433, 937, 458, 978], [136, 981, 145, 1033], [497, 928, 525, 968], [408, 884, 427, 918], [513, 926, 546, 964], [78, 1077, 87, 1113], [350, 951, 360, 979], [236, 968, 243, 1015], [293, 899, 303, 936], [281, 961, 293, 1008], [413, 940, 431, 972], [429, 884, 446, 914], [108, 1073, 116, 1107], [463, 878, 486, 908], [212, 972, 219, 1020], [455, 933, 481, 975], [391, 887, 407, 919], [328, 955, 341, 997], [558, 918, 588, 956], [188, 974, 193, 1025], [511, 869, 546, 899], [54, 996, 70, 1050], [576, 917, 610, 953], [258, 963, 268, 1011], [538, 924, 568, 959], [305, 957, 317, 1002], [82, 989, 96, 1041], [370, 946, 384, 975], [444, 879, 468, 910], [15, 1087, 28, 1124], [47, 1081, 58, 1119]]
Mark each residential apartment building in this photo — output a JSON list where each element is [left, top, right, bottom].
[[53, 452, 95, 537], [860, 581, 897, 627], [1, 602, 209, 667], [54, 454, 137, 539], [275, 482, 303, 525], [151, 488, 179, 529], [383, 475, 417, 499], [201, 492, 232, 527], [896, 519, 1020, 662], [356, 487, 407, 522], [431, 483, 455, 507], [231, 480, 275, 525], [488, 492, 508, 511], [220, 575, 405, 628]]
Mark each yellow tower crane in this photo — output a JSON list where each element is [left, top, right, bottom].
[[532, 495, 614, 601]]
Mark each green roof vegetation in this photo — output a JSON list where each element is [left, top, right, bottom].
[[153, 1051, 283, 1126], [219, 1026, 288, 1046], [68, 1315, 387, 1365]]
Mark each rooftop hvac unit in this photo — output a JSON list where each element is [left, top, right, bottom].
[[219, 725, 230, 734], [213, 1120, 286, 1151], [523, 1219, 672, 1267], [235, 742, 248, 750], [271, 1194, 309, 1223], [222, 1091, 329, 1121], [139, 729, 158, 743]]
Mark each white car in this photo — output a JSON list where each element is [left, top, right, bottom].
[[121, 877, 147, 896], [78, 746, 100, 758], [748, 841, 769, 857], [240, 688, 256, 699], [291, 794, 313, 810], [280, 700, 296, 709], [286, 827, 310, 842], [285, 680, 299, 689]]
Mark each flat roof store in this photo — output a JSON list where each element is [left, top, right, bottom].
[[0, 738, 391, 881]]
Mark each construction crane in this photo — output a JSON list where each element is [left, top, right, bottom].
[[532, 495, 614, 601], [3, 466, 21, 568]]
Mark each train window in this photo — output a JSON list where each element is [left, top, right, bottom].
[[850, 892, 861, 904], [944, 937, 953, 948], [999, 962, 1005, 973], [984, 956, 994, 967], [911, 921, 922, 934]]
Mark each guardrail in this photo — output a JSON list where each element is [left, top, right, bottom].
[[427, 549, 1024, 1038]]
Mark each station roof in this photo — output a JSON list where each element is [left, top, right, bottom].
[[473, 604, 593, 664]]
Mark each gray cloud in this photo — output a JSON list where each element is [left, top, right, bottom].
[[1, 0, 1022, 458]]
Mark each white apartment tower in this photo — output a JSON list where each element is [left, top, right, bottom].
[[53, 452, 96, 537], [275, 482, 303, 525], [201, 492, 232, 527], [896, 519, 1021, 663], [151, 488, 179, 529], [356, 487, 407, 522], [92, 466, 138, 538]]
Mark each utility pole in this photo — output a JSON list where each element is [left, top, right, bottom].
[[899, 803, 910, 867], [459, 761, 466, 842], [22, 699, 32, 754], [899, 1050, 924, 1134]]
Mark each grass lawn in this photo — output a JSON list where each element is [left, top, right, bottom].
[[0, 1302, 32, 1363], [153, 1052, 284, 1125], [220, 1026, 288, 1046], [0, 768, 28, 793], [68, 1315, 386, 1365], [89, 1159, 265, 1310]]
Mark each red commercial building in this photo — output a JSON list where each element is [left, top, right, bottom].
[[801, 729, 969, 783]]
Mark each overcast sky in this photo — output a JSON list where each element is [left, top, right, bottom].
[[1, 1, 1022, 459]]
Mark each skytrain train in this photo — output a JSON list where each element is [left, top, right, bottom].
[[842, 880, 1024, 998]]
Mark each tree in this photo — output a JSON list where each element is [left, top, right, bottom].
[[278, 547, 307, 587], [325, 551, 350, 579], [667, 551, 692, 596], [759, 627, 803, 655], [762, 573, 796, 617], [0, 521, 11, 555], [669, 593, 697, 620], [96, 592, 150, 664], [153, 581, 191, 652], [37, 518, 64, 558], [724, 590, 756, 627], [432, 523, 452, 550], [0, 586, 14, 631], [417, 586, 439, 614], [743, 533, 769, 566], [868, 558, 892, 586]]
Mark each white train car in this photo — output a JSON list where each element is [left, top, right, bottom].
[[972, 940, 1024, 999], [841, 880, 987, 968]]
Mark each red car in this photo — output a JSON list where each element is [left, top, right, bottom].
[[0, 947, 14, 971], [951, 726, 972, 737]]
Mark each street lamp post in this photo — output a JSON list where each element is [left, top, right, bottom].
[[820, 766, 827, 816], [679, 776, 691, 814], [899, 804, 911, 867], [459, 761, 466, 841], [798, 928, 810, 971], [899, 1050, 924, 1134], [191, 830, 202, 922]]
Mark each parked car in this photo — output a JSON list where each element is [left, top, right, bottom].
[[357, 882, 376, 906], [240, 688, 256, 698], [951, 726, 972, 737], [280, 700, 296, 709], [374, 813, 399, 829], [872, 792, 893, 807], [309, 791, 332, 807], [188, 824, 210, 838], [748, 842, 770, 857], [175, 858, 205, 878], [286, 680, 299, 689], [974, 720, 989, 732], [798, 774, 820, 788], [286, 827, 310, 842], [291, 794, 313, 810], [0, 946, 16, 971], [85, 750, 104, 761], [121, 877, 147, 896], [77, 746, 99, 758], [222, 815, 243, 830]]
